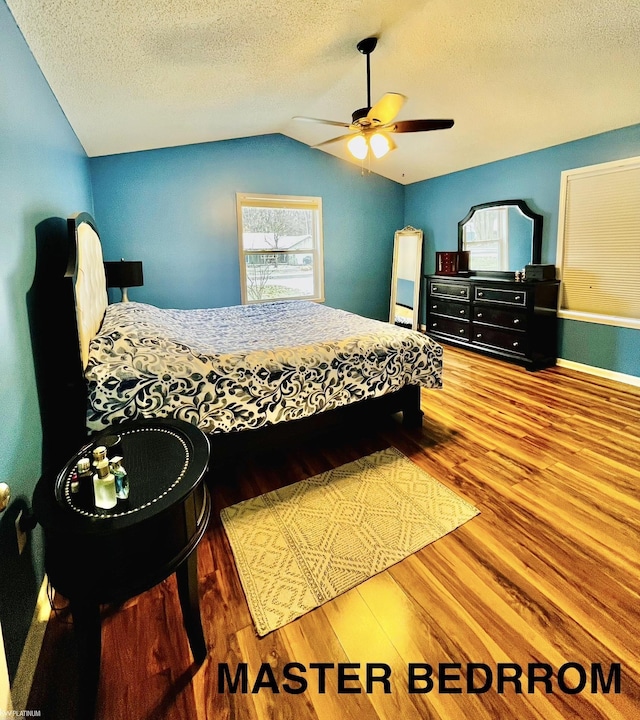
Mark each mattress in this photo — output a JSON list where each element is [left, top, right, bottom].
[[85, 300, 443, 434]]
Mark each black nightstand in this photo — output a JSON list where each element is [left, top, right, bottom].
[[33, 418, 211, 719]]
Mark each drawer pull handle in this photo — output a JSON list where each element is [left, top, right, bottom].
[[513, 318, 520, 325], [515, 295, 521, 301], [460, 309, 465, 315], [433, 286, 438, 292], [478, 291, 484, 297], [460, 289, 465, 295], [432, 322, 437, 328], [432, 304, 437, 309], [459, 329, 465, 335], [476, 312, 483, 318], [512, 341, 519, 348], [476, 333, 482, 339]]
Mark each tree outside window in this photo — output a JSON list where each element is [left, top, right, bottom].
[[462, 207, 509, 271]]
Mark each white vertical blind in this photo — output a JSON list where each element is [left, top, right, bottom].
[[556, 156, 640, 329]]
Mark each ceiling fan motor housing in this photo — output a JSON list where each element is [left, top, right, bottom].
[[351, 107, 371, 125]]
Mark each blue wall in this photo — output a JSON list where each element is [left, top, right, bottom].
[[405, 124, 640, 378], [90, 136, 405, 321], [0, 0, 93, 680], [3, 0, 639, 684]]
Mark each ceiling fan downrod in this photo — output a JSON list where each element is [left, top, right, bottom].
[[354, 37, 378, 123]]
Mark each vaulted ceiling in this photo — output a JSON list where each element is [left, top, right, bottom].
[[7, 0, 640, 184]]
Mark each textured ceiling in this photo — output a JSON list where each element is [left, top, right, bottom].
[[7, 0, 640, 184]]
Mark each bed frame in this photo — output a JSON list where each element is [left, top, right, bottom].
[[29, 212, 424, 473]]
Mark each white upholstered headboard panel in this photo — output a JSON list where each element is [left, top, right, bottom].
[[74, 219, 108, 370]]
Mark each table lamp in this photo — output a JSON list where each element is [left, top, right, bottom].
[[104, 260, 144, 302]]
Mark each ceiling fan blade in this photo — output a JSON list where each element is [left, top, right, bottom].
[[367, 93, 407, 125], [312, 133, 355, 149], [293, 116, 351, 128], [390, 119, 455, 133]]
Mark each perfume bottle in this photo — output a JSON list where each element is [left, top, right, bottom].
[[69, 469, 80, 494], [76, 457, 93, 505], [92, 446, 117, 510], [110, 456, 129, 500], [92, 445, 107, 466]]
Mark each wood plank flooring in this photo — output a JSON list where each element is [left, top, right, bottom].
[[27, 346, 640, 719]]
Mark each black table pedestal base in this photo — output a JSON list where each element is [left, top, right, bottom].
[[177, 550, 207, 664], [33, 419, 212, 720], [70, 538, 208, 720]]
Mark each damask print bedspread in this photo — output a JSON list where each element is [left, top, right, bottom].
[[85, 301, 443, 434]]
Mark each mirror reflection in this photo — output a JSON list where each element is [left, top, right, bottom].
[[458, 200, 542, 273], [390, 226, 423, 330]]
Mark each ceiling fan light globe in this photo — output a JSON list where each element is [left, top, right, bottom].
[[347, 134, 369, 160], [369, 132, 391, 158]]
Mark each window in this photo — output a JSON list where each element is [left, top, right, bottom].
[[237, 193, 324, 304], [461, 206, 509, 270], [556, 156, 640, 329]]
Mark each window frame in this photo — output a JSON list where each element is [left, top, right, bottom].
[[555, 155, 640, 330], [236, 192, 325, 305]]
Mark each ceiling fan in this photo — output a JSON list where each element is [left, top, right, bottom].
[[293, 37, 454, 161]]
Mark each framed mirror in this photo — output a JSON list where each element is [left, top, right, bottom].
[[458, 199, 542, 276], [390, 226, 423, 330]]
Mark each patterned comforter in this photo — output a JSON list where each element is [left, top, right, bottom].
[[85, 301, 443, 434]]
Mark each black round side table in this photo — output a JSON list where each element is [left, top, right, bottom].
[[32, 418, 211, 720]]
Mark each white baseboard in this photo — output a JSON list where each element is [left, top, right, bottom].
[[556, 358, 640, 388], [11, 576, 51, 712]]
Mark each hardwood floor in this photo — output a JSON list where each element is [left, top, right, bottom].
[[28, 346, 640, 719]]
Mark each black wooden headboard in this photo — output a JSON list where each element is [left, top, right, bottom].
[[28, 212, 106, 474]]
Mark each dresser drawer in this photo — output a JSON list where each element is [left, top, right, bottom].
[[429, 316, 471, 341], [475, 286, 526, 305], [430, 299, 471, 320], [473, 306, 527, 330], [430, 280, 470, 300], [472, 326, 528, 355]]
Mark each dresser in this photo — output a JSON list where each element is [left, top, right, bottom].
[[425, 274, 560, 370]]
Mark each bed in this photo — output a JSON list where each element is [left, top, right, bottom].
[[31, 212, 443, 468]]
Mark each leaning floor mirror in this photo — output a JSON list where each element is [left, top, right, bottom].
[[389, 226, 423, 330]]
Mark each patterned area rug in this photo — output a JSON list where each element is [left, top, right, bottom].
[[220, 447, 479, 636]]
